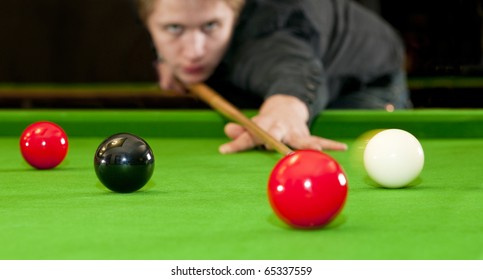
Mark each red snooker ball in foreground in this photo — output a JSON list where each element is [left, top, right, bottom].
[[268, 150, 348, 229], [20, 121, 69, 169]]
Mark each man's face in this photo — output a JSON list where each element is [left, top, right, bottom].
[[147, 0, 237, 84]]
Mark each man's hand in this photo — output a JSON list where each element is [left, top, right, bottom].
[[155, 61, 187, 93], [219, 94, 348, 154]]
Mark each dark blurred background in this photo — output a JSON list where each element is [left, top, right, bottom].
[[1, 0, 483, 108], [0, 0, 155, 83]]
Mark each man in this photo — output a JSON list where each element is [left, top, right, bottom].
[[136, 0, 410, 153]]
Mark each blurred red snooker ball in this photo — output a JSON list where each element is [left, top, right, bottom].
[[20, 121, 69, 169], [268, 150, 348, 229]]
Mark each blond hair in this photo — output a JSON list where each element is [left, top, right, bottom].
[[136, 0, 246, 23]]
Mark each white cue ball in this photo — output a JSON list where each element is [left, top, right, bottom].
[[363, 129, 424, 188]]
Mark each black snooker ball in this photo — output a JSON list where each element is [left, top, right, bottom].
[[94, 133, 155, 193]]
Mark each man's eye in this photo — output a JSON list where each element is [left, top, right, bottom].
[[165, 24, 183, 35], [202, 21, 219, 33]]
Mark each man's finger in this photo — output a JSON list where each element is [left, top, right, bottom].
[[219, 132, 257, 154]]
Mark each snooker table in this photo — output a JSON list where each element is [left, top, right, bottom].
[[0, 109, 483, 260]]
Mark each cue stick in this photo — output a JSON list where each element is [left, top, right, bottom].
[[188, 83, 294, 155]]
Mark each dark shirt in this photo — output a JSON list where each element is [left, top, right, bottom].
[[207, 0, 405, 119]]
